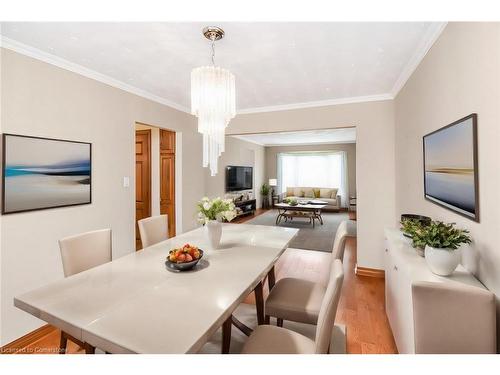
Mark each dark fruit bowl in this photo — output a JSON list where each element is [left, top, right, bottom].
[[165, 249, 204, 271], [401, 214, 431, 226]]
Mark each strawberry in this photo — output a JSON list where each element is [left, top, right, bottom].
[[176, 253, 186, 262], [185, 254, 193, 262]]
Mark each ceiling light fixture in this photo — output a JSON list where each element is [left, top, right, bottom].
[[191, 26, 236, 176]]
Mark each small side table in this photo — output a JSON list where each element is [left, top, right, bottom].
[[271, 195, 280, 208]]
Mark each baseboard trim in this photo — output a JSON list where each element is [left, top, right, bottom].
[[0, 324, 56, 354], [355, 265, 385, 279]]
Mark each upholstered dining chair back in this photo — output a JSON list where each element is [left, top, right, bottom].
[[314, 259, 344, 354], [138, 214, 169, 248], [331, 221, 349, 262], [59, 229, 112, 277]]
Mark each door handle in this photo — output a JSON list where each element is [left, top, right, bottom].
[[393, 265, 398, 271]]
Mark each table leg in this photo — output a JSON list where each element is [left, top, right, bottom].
[[222, 315, 232, 354], [254, 281, 265, 325]]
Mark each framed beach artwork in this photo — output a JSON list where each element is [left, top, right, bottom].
[[423, 114, 479, 222], [2, 134, 91, 214]]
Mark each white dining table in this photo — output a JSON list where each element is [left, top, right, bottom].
[[14, 223, 298, 354]]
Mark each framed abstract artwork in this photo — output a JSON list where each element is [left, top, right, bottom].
[[2, 134, 92, 214], [423, 114, 479, 222]]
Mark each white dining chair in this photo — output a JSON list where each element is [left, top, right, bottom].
[[242, 259, 344, 354], [138, 214, 169, 248], [58, 228, 112, 353], [264, 220, 351, 327]]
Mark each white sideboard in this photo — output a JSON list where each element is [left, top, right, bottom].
[[384, 228, 492, 354]]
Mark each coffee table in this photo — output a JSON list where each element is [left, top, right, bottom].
[[274, 202, 326, 228]]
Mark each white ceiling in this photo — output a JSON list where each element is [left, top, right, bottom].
[[232, 128, 356, 147], [0, 22, 445, 113]]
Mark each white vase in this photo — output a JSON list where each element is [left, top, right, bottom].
[[206, 220, 222, 249], [425, 245, 461, 276]]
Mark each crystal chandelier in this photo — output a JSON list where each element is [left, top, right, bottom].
[[191, 26, 236, 176]]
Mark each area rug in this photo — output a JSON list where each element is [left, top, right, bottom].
[[246, 209, 350, 252]]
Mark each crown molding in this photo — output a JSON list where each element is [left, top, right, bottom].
[[236, 93, 394, 115], [1, 23, 445, 117], [0, 36, 191, 114], [390, 22, 447, 97]]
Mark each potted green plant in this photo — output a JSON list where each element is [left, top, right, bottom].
[[260, 183, 270, 208], [400, 219, 426, 257], [197, 197, 237, 249], [412, 221, 471, 276]]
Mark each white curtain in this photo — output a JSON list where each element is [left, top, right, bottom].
[[277, 151, 348, 207]]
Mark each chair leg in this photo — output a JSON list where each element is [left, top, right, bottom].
[[59, 331, 68, 354], [277, 318, 283, 327]]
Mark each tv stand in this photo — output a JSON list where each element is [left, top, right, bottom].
[[234, 199, 256, 218]]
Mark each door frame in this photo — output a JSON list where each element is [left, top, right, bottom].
[[135, 128, 152, 248], [134, 122, 182, 240]]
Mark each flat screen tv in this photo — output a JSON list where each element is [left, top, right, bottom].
[[423, 114, 479, 221], [226, 166, 253, 192]]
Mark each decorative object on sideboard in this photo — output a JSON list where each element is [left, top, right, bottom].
[[260, 183, 270, 209], [196, 197, 237, 249], [2, 133, 91, 214], [400, 214, 432, 257], [412, 221, 471, 276], [423, 114, 479, 222], [191, 27, 236, 176]]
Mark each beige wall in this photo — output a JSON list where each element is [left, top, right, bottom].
[[204, 136, 265, 208], [0, 48, 204, 345], [394, 22, 500, 350], [264, 143, 357, 199], [228, 100, 396, 272]]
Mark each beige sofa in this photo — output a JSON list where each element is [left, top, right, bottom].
[[280, 187, 341, 211]]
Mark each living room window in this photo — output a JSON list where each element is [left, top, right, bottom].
[[277, 151, 348, 207]]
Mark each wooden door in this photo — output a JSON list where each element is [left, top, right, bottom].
[[136, 130, 151, 249], [160, 129, 176, 237]]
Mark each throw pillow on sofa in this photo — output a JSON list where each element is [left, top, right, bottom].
[[286, 187, 294, 197], [303, 188, 315, 198], [313, 188, 321, 198], [293, 187, 304, 197], [330, 188, 339, 199], [319, 188, 332, 198]]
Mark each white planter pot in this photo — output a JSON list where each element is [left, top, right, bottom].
[[206, 220, 222, 249], [425, 245, 461, 276]]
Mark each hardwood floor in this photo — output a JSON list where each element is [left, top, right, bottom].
[[231, 208, 269, 224], [1, 212, 396, 354]]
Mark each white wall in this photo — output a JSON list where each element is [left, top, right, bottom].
[[227, 100, 396, 271], [0, 48, 204, 345], [204, 136, 265, 208], [394, 22, 500, 350]]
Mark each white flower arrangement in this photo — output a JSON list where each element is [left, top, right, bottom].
[[197, 197, 237, 224]]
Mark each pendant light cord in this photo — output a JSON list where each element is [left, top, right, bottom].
[[211, 37, 216, 66]]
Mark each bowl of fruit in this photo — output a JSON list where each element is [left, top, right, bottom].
[[165, 243, 204, 271]]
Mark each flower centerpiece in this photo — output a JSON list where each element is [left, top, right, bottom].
[[197, 197, 237, 249], [283, 197, 298, 206], [410, 220, 471, 276]]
